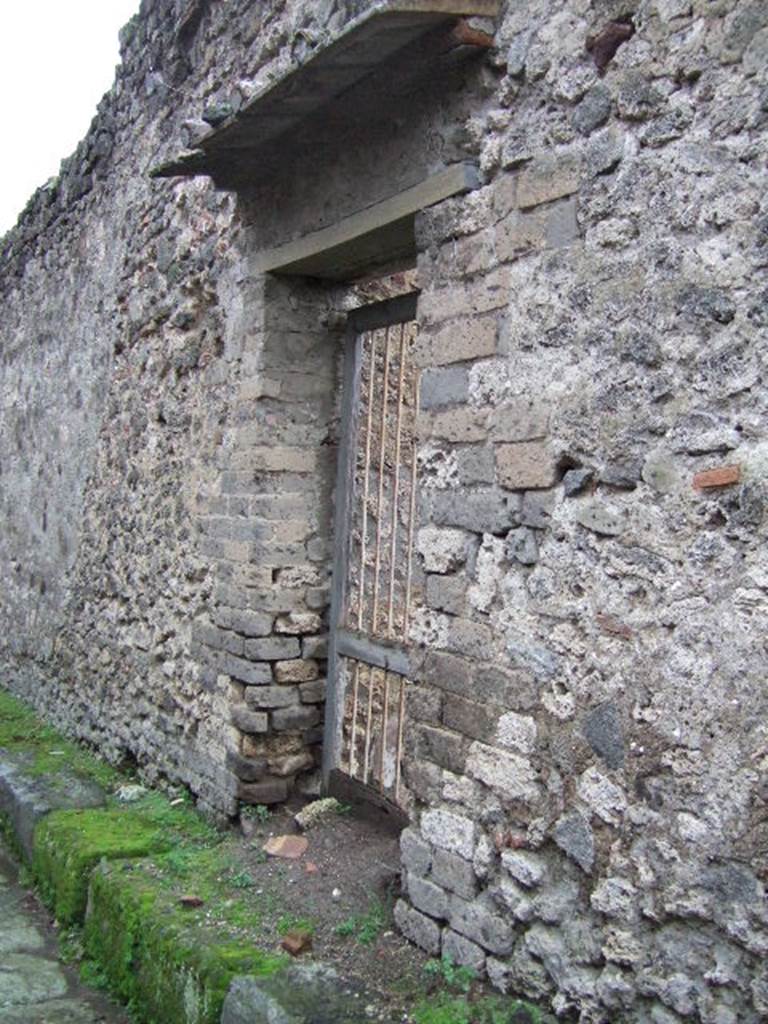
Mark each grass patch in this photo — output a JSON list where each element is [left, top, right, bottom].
[[0, 689, 120, 789], [424, 954, 476, 994], [335, 897, 389, 945], [276, 913, 315, 936], [412, 994, 549, 1024]]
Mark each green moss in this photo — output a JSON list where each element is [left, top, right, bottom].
[[0, 688, 119, 789], [31, 792, 221, 925], [84, 858, 286, 1024], [412, 995, 551, 1024]]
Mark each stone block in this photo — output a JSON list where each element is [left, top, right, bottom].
[[447, 617, 495, 660], [221, 965, 370, 1024], [505, 527, 539, 565], [417, 527, 470, 574], [226, 750, 268, 783], [442, 696, 499, 744], [431, 849, 478, 901], [496, 442, 558, 491], [519, 490, 556, 529], [441, 929, 486, 973], [274, 659, 319, 683], [420, 366, 470, 410], [275, 612, 323, 635], [193, 623, 245, 656], [426, 316, 498, 366], [501, 849, 546, 888], [237, 777, 290, 805], [495, 711, 537, 755], [245, 686, 296, 709], [222, 655, 273, 686], [270, 751, 315, 778], [421, 407, 487, 444], [401, 827, 432, 878], [394, 899, 441, 955], [244, 637, 301, 661], [302, 635, 329, 659], [448, 894, 515, 955], [421, 808, 476, 860], [575, 502, 624, 537], [455, 445, 495, 485], [490, 399, 549, 442], [517, 152, 583, 210], [418, 724, 467, 774], [582, 702, 624, 769], [214, 607, 274, 638], [0, 752, 106, 862], [423, 651, 473, 699], [231, 704, 269, 734], [465, 742, 539, 803], [299, 679, 325, 703], [408, 873, 449, 920], [272, 705, 321, 732], [424, 487, 520, 534], [426, 574, 466, 615]]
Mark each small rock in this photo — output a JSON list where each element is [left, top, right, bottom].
[[114, 784, 148, 803], [332, 887, 342, 900], [179, 895, 205, 908], [305, 861, 319, 874], [563, 467, 593, 497], [263, 835, 309, 860], [294, 797, 343, 831], [280, 930, 313, 956]]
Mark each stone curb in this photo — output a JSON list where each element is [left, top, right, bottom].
[[0, 748, 106, 861], [0, 746, 383, 1024]]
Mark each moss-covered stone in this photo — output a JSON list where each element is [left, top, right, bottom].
[[31, 792, 220, 925], [84, 857, 286, 1024]]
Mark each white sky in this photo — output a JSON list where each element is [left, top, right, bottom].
[[0, 1, 140, 236]]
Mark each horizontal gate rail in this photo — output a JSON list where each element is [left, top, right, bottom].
[[335, 629, 411, 676]]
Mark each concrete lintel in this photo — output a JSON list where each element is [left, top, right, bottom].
[[254, 163, 479, 280]]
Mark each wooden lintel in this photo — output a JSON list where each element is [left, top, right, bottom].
[[254, 163, 479, 278]]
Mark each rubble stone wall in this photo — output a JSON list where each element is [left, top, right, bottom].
[[1, 0, 767, 1020]]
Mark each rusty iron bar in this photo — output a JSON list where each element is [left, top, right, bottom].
[[379, 670, 390, 792], [356, 330, 377, 631], [403, 340, 420, 635], [386, 321, 408, 639], [395, 676, 406, 804], [348, 660, 360, 777], [363, 663, 376, 786], [371, 326, 391, 636]]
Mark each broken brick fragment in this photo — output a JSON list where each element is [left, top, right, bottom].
[[693, 465, 741, 490]]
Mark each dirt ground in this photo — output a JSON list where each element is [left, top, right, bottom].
[[235, 796, 433, 1018]]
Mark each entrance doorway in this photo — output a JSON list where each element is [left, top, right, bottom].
[[323, 293, 420, 817]]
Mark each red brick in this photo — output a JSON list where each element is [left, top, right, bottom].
[[693, 465, 741, 490]]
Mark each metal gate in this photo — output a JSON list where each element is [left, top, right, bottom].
[[323, 293, 419, 813]]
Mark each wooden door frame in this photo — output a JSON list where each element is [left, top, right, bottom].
[[321, 291, 419, 810]]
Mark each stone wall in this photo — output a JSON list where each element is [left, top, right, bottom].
[[1, 0, 767, 1020]]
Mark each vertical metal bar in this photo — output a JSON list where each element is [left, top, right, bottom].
[[403, 328, 420, 636], [379, 671, 390, 792], [386, 322, 408, 639], [349, 661, 360, 777], [371, 326, 391, 636], [356, 330, 377, 630], [363, 663, 375, 786], [321, 318, 363, 789], [394, 677, 406, 804]]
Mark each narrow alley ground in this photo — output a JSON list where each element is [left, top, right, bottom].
[[0, 846, 128, 1024]]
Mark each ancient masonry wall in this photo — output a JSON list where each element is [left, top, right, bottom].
[[0, 0, 767, 1020]]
